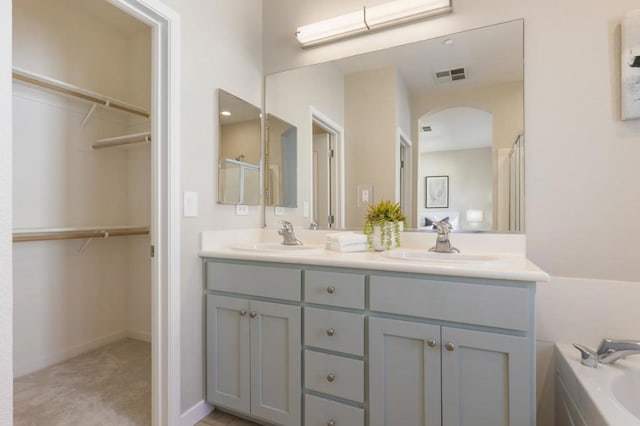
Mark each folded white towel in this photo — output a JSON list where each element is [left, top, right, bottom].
[[325, 232, 367, 247], [325, 241, 369, 253]]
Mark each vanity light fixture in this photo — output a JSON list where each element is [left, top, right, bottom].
[[296, 0, 452, 47], [220, 110, 231, 116]]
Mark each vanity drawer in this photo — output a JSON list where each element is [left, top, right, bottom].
[[304, 307, 364, 356], [304, 394, 364, 426], [304, 350, 364, 403], [304, 270, 365, 309], [205, 261, 301, 301], [369, 275, 530, 331]]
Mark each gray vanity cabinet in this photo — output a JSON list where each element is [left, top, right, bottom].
[[205, 261, 302, 426], [204, 259, 537, 426], [369, 317, 530, 426]]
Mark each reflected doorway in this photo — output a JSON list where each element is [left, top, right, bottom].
[[312, 122, 337, 228]]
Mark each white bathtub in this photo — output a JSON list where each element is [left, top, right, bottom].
[[555, 342, 640, 425]]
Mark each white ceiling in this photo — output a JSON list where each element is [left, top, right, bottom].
[[419, 107, 492, 153], [219, 90, 261, 125], [334, 19, 523, 93]]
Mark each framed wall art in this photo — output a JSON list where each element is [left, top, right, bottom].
[[622, 9, 640, 120], [425, 175, 449, 208]]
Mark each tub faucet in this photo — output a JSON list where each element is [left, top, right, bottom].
[[278, 220, 303, 246], [573, 338, 640, 367], [429, 218, 460, 253]]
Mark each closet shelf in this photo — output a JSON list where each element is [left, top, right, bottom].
[[12, 226, 150, 243], [93, 132, 151, 150], [12, 67, 150, 118]]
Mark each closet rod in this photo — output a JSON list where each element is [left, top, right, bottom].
[[12, 67, 150, 118], [93, 132, 151, 150], [13, 227, 150, 243]]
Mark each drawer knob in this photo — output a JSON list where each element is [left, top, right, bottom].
[[327, 285, 336, 294], [445, 342, 456, 351], [326, 373, 336, 382], [327, 421, 336, 426], [427, 338, 437, 348], [326, 328, 335, 336], [249, 311, 257, 318], [239, 310, 247, 317]]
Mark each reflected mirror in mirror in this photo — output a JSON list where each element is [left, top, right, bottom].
[[265, 19, 524, 233], [217, 89, 262, 205], [266, 113, 297, 208]]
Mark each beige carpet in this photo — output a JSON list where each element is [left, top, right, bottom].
[[14, 338, 151, 426]]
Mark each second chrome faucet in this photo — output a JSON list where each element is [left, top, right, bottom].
[[573, 338, 640, 367]]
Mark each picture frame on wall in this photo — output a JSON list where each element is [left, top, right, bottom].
[[622, 9, 640, 120], [425, 175, 449, 208]]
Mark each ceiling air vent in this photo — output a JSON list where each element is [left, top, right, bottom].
[[421, 126, 432, 132], [434, 67, 467, 83]]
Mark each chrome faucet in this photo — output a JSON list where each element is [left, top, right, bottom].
[[573, 338, 640, 367], [429, 218, 459, 253], [278, 220, 303, 246]]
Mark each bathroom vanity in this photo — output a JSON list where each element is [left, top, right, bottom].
[[201, 233, 548, 426]]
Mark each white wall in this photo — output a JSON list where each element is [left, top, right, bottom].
[[12, 0, 152, 375], [0, 0, 12, 421], [265, 62, 345, 228], [154, 0, 264, 411], [419, 148, 493, 230]]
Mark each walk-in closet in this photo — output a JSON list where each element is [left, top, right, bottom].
[[12, 0, 153, 424]]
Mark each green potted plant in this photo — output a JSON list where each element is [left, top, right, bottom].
[[364, 199, 407, 251]]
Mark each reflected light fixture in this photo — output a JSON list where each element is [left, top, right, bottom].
[[296, 0, 452, 47], [220, 110, 231, 116]]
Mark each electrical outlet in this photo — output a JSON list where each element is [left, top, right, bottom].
[[274, 206, 285, 216], [303, 201, 309, 218], [236, 204, 249, 216]]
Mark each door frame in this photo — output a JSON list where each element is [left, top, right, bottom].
[[106, 1, 181, 424], [310, 107, 344, 229], [396, 128, 413, 227]]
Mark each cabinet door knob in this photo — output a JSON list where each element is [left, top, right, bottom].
[[326, 328, 335, 336], [249, 311, 257, 318], [239, 310, 247, 317], [327, 420, 336, 426], [445, 342, 455, 351], [326, 373, 336, 382], [426, 338, 437, 347], [327, 285, 336, 294]]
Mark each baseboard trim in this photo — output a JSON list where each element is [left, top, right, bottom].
[[181, 400, 213, 426], [127, 329, 152, 343], [14, 330, 128, 378]]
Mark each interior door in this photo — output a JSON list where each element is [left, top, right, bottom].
[[369, 317, 442, 426], [250, 300, 301, 426], [313, 133, 336, 228], [206, 295, 251, 413], [441, 327, 531, 426]]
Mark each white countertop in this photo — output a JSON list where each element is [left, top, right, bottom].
[[199, 229, 549, 283]]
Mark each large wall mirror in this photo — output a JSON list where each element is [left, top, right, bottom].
[[217, 89, 262, 205], [265, 19, 524, 233]]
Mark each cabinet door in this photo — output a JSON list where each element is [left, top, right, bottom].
[[369, 317, 442, 426], [206, 295, 251, 414], [250, 300, 301, 426], [441, 327, 531, 426]]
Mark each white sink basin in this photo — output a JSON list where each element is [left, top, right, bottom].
[[232, 242, 323, 253], [382, 249, 501, 264], [613, 371, 640, 420]]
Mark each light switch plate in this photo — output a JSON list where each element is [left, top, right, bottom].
[[274, 206, 285, 216], [357, 184, 373, 208], [236, 204, 249, 216], [183, 191, 198, 217]]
